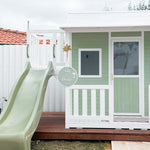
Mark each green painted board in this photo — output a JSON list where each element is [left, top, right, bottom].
[[105, 90, 109, 116], [144, 31, 150, 116], [114, 78, 139, 113], [96, 90, 100, 116], [111, 32, 141, 37]]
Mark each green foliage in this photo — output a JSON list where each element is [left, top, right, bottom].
[[128, 0, 150, 10]]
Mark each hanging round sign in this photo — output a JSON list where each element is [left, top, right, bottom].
[[58, 67, 78, 86]]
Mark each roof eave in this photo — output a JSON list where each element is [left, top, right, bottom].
[[61, 25, 150, 32]]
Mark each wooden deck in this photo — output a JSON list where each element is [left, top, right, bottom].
[[33, 112, 150, 141]]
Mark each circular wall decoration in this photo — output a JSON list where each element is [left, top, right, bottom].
[[58, 67, 78, 86]]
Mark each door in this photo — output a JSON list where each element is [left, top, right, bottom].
[[112, 39, 142, 115]]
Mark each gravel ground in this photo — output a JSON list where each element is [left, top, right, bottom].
[[31, 140, 111, 150]]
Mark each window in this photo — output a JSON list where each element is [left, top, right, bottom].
[[79, 49, 102, 77], [114, 42, 139, 75]]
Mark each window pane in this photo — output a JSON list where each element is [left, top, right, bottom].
[[114, 42, 139, 75], [81, 51, 99, 75]]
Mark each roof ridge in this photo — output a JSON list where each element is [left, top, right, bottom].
[[0, 28, 26, 45], [0, 28, 26, 35], [68, 10, 150, 15]]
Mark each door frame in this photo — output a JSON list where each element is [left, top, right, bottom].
[[109, 35, 144, 116]]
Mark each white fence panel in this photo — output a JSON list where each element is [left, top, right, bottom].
[[0, 45, 65, 112]]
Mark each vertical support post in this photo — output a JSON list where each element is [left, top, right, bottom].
[[108, 32, 112, 85], [109, 86, 114, 122], [26, 21, 30, 60], [82, 89, 87, 116], [100, 89, 105, 117], [65, 87, 71, 128], [64, 32, 72, 66], [52, 33, 56, 63], [60, 33, 65, 63], [74, 89, 78, 116], [140, 31, 144, 117], [91, 89, 96, 116]]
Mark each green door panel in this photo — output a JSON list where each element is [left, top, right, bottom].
[[114, 78, 139, 113]]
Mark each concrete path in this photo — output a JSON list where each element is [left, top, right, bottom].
[[112, 141, 150, 150]]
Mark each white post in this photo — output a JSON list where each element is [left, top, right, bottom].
[[64, 32, 72, 66], [100, 89, 105, 117], [26, 21, 30, 61], [82, 89, 87, 116], [91, 89, 96, 116], [109, 86, 114, 122], [65, 87, 71, 128], [74, 89, 78, 116]]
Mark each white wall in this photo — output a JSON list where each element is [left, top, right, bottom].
[[0, 44, 65, 112]]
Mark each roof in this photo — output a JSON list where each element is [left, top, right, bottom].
[[0, 28, 26, 45], [61, 11, 150, 32]]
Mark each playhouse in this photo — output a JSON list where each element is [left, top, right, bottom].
[[60, 11, 150, 129], [1, 11, 150, 150]]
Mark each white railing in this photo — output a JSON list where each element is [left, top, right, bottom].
[[65, 85, 114, 128], [28, 31, 66, 112], [29, 31, 67, 67], [65, 85, 150, 129]]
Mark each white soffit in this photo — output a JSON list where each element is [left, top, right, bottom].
[[61, 11, 150, 32]]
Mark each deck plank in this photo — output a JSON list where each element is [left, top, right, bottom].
[[33, 112, 150, 141]]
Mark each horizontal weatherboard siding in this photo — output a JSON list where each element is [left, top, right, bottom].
[[111, 32, 141, 37]]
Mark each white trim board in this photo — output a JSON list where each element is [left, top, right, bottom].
[[78, 48, 102, 78], [110, 36, 144, 116], [61, 27, 150, 33], [66, 120, 150, 129]]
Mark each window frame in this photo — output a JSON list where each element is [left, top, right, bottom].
[[78, 48, 102, 78], [112, 38, 141, 78]]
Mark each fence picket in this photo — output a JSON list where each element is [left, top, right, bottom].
[[91, 89, 96, 116], [100, 89, 105, 117], [82, 89, 87, 116], [74, 89, 78, 116]]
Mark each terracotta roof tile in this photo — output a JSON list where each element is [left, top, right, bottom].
[[0, 28, 27, 45]]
